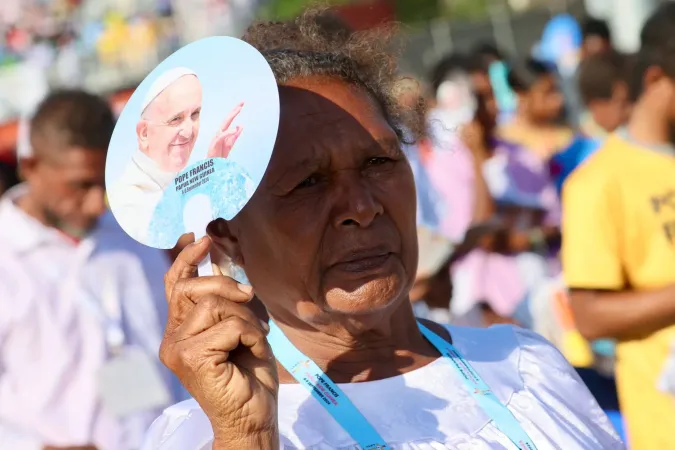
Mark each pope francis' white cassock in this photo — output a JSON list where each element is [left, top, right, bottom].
[[108, 67, 202, 245]]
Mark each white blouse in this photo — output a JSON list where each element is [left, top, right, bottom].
[[142, 325, 625, 449]]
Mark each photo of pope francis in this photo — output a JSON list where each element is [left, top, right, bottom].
[[107, 66, 244, 245]]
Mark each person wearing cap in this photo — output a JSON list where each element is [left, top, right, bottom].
[[107, 67, 244, 244], [0, 90, 187, 450]]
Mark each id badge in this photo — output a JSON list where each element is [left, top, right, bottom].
[[98, 347, 171, 418]]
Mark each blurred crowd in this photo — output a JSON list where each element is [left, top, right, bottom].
[[0, 0, 263, 123], [0, 0, 178, 122], [408, 10, 675, 450], [0, 2, 674, 450]]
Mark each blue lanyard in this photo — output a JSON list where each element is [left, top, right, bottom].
[[268, 321, 537, 450]]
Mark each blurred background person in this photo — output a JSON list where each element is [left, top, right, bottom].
[[580, 17, 612, 60], [577, 50, 631, 139], [535, 14, 584, 127], [454, 58, 570, 327], [0, 160, 19, 197], [410, 53, 497, 326], [563, 4, 675, 449], [551, 50, 632, 195], [472, 42, 504, 68], [0, 90, 186, 450]]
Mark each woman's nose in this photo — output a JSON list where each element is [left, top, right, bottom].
[[331, 174, 384, 229]]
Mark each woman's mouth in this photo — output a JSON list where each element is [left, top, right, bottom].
[[331, 252, 394, 274]]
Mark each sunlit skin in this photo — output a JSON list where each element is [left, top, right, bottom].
[[210, 77, 448, 382]]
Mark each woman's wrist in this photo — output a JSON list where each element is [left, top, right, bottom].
[[213, 430, 279, 450]]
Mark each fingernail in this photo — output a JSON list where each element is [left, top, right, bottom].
[[237, 283, 253, 294], [260, 319, 270, 333], [195, 236, 204, 244]]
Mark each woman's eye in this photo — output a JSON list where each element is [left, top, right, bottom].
[[295, 175, 320, 190], [366, 157, 393, 166]]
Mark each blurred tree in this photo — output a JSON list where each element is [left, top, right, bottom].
[[257, 0, 350, 20], [394, 0, 439, 23], [442, 0, 490, 20], [258, 0, 442, 24], [257, 0, 490, 24]]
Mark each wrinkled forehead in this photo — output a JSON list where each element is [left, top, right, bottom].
[[264, 80, 399, 179], [145, 75, 202, 118]]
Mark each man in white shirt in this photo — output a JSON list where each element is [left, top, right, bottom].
[[107, 67, 244, 244], [0, 90, 185, 450]]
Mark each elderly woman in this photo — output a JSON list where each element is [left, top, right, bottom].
[[142, 10, 623, 450]]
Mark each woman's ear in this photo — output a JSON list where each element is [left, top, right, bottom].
[[207, 218, 244, 268]]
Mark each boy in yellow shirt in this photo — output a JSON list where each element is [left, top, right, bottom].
[[562, 4, 675, 449]]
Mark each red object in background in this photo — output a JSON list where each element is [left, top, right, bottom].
[[109, 88, 135, 116], [332, 0, 395, 30], [5, 27, 32, 53], [0, 122, 19, 164]]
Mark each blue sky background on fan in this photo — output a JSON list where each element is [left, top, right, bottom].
[[106, 36, 279, 186]]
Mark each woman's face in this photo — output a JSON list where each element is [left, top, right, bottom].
[[219, 77, 418, 325]]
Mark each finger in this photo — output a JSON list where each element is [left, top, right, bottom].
[[192, 315, 271, 361], [166, 316, 270, 375], [164, 235, 210, 300], [232, 125, 243, 141], [167, 275, 254, 334], [173, 294, 265, 340], [223, 129, 241, 151], [212, 133, 231, 157], [174, 274, 253, 304], [220, 103, 244, 132]]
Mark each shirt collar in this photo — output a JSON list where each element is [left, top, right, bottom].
[[0, 184, 69, 254], [615, 127, 675, 156], [132, 149, 177, 190], [579, 112, 608, 140], [0, 184, 119, 255]]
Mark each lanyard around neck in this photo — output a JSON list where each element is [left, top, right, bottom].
[[267, 321, 537, 450]]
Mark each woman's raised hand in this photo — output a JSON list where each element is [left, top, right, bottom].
[[159, 236, 279, 450]]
